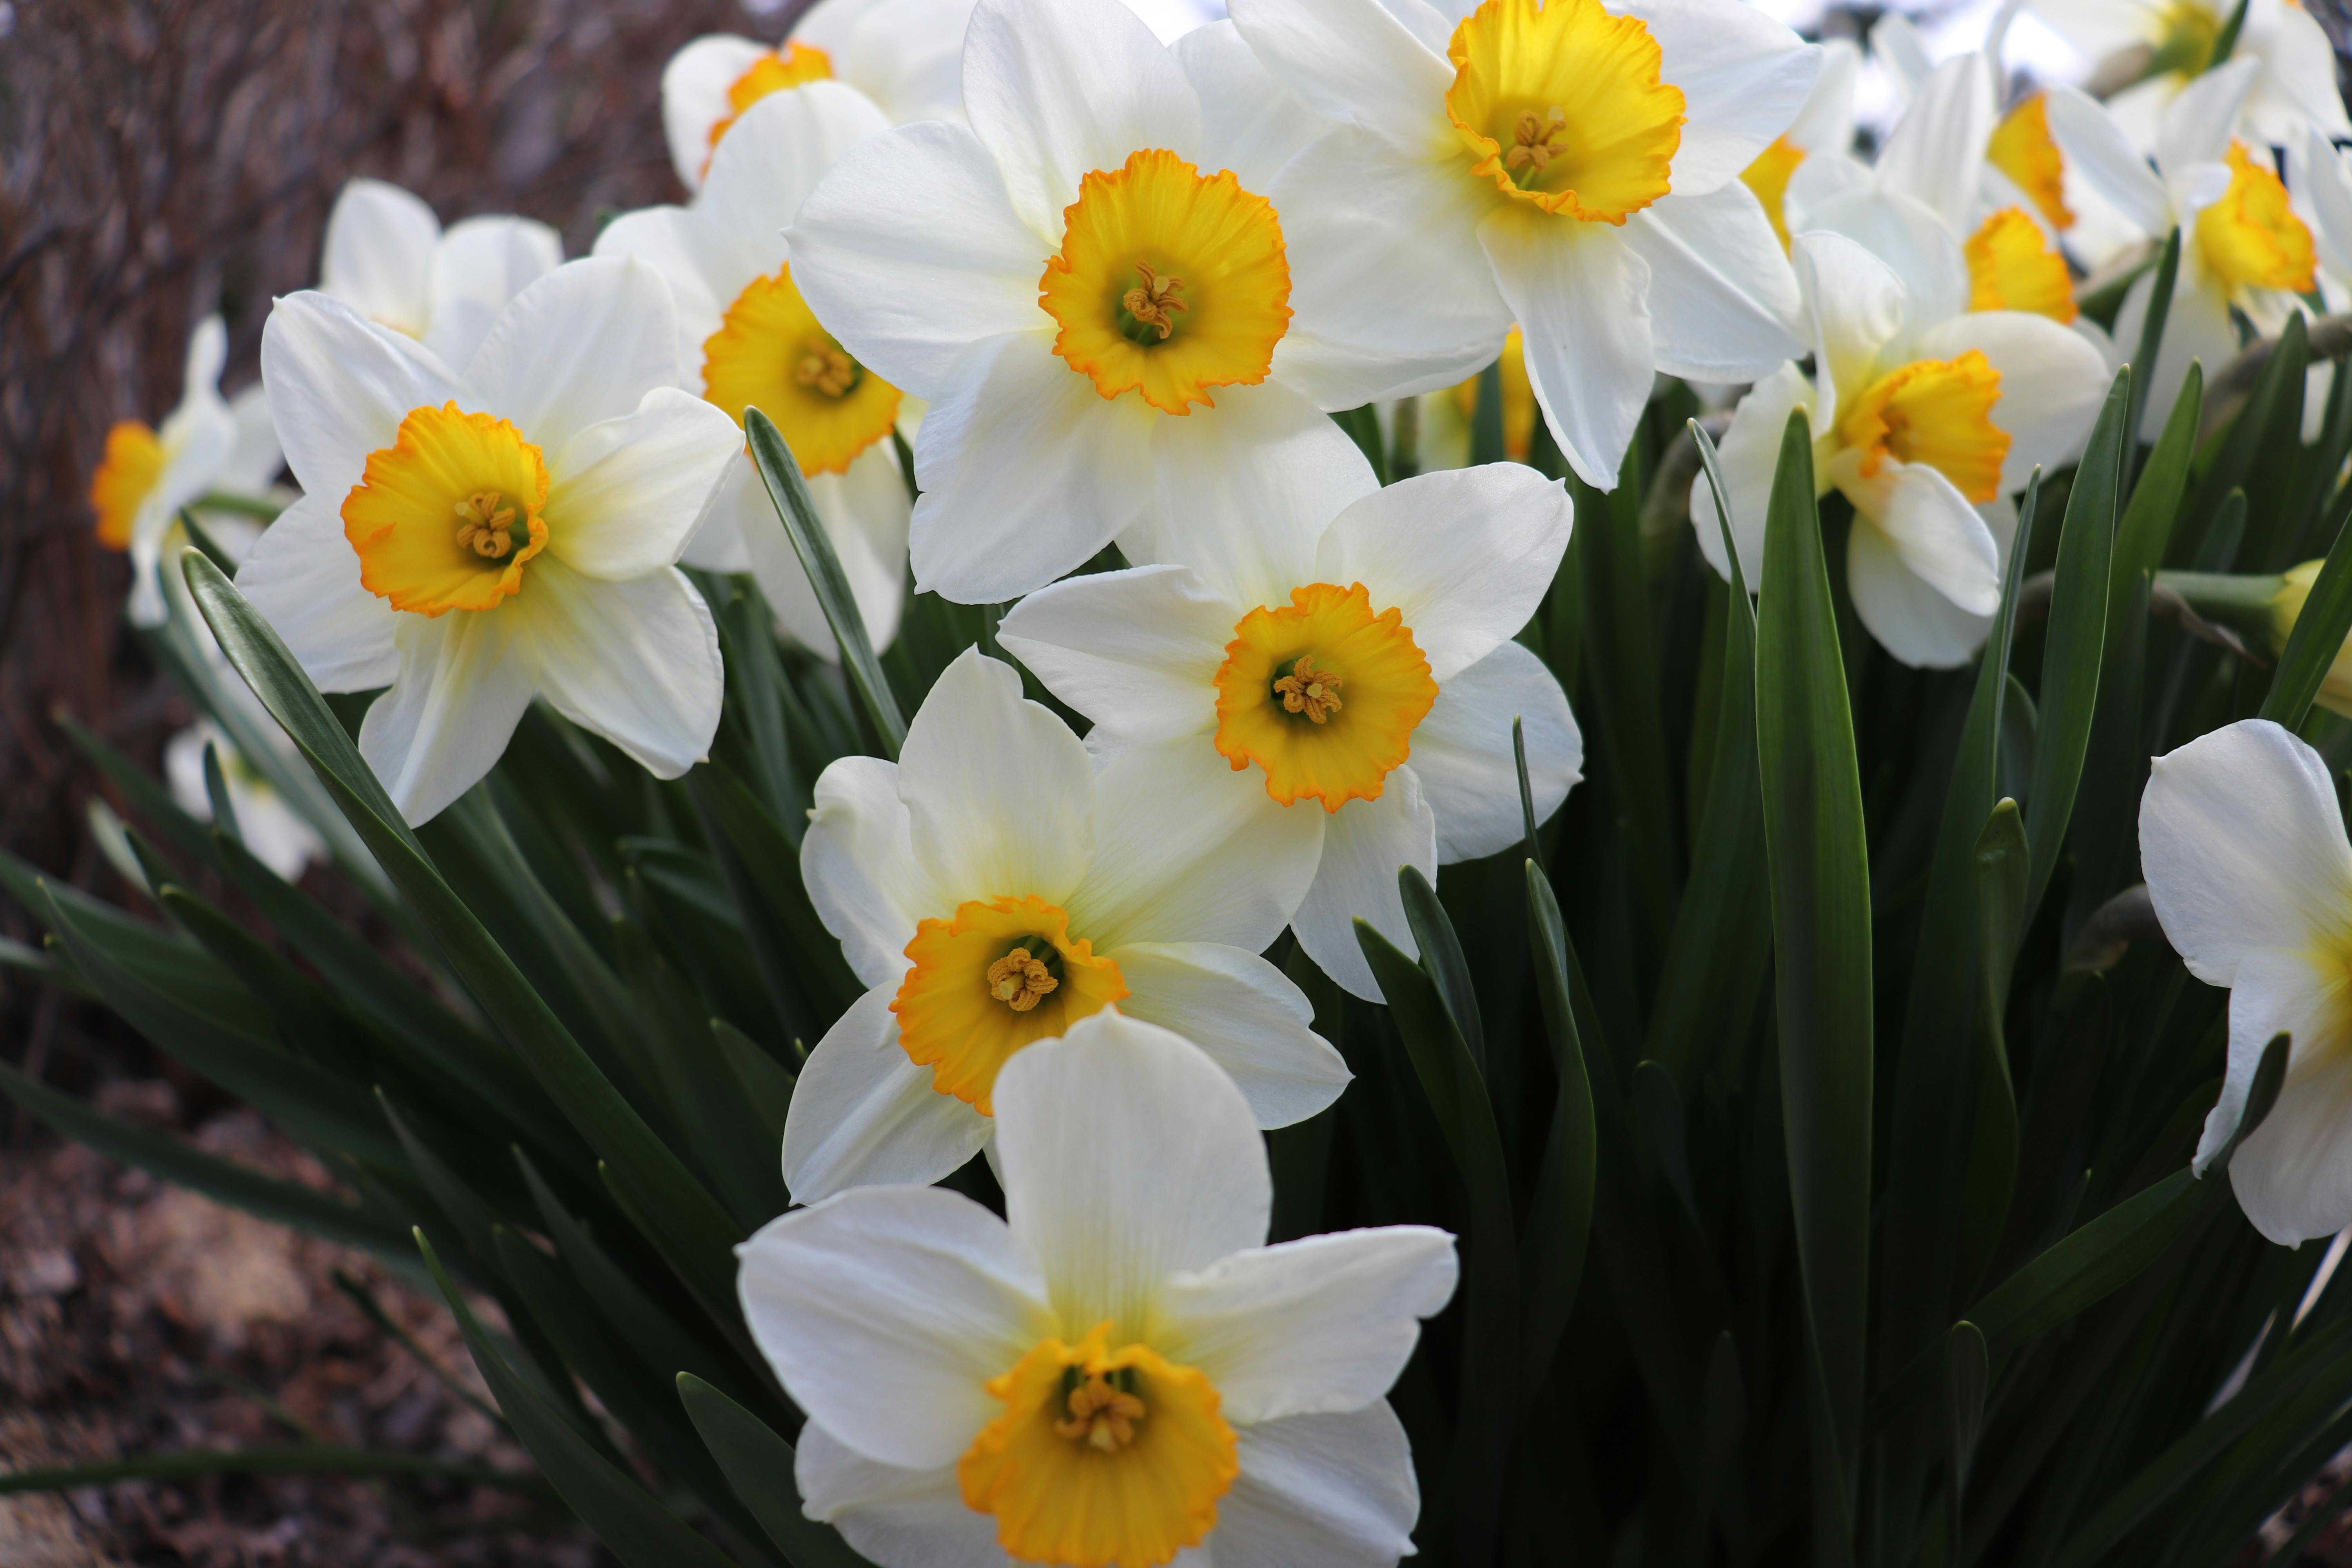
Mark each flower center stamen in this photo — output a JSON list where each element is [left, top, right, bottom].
[[1272, 654, 1344, 722], [701, 267, 901, 476], [1120, 261, 1189, 343], [454, 489, 521, 558], [985, 944, 1061, 1011], [1055, 1366, 1148, 1453], [793, 337, 860, 399], [1504, 107, 1570, 185]]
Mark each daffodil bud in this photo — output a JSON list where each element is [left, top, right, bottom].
[[2267, 560, 2352, 718]]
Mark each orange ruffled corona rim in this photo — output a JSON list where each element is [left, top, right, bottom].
[[891, 894, 1128, 1114], [1838, 351, 2010, 504], [1040, 149, 1292, 416], [90, 420, 164, 550], [1965, 208, 2077, 323], [701, 264, 902, 477], [344, 402, 552, 617], [959, 1322, 1238, 1568], [1213, 582, 1439, 811], [1446, 0, 1686, 224], [2196, 140, 2317, 295]]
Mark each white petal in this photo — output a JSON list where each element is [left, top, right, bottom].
[[543, 388, 741, 579], [1790, 37, 1860, 153], [1410, 640, 1581, 862], [1871, 51, 1991, 234], [1843, 505, 1995, 670], [661, 35, 773, 191], [703, 82, 893, 278], [1314, 466, 1571, 681], [1859, 460, 2000, 614], [1138, 381, 1374, 610], [1107, 942, 1350, 1127], [786, 122, 1049, 396], [592, 207, 722, 391], [899, 648, 1097, 906], [2141, 719, 2352, 989], [961, 0, 1201, 237], [2156, 55, 2258, 179], [737, 1183, 1052, 1469], [1618, 0, 1821, 194], [802, 755, 929, 990], [1791, 231, 1903, 427], [996, 564, 1234, 741], [320, 179, 438, 338], [1800, 188, 1969, 347], [424, 215, 565, 372], [1911, 310, 2114, 493], [1691, 361, 1814, 588], [781, 986, 997, 1202], [463, 257, 683, 452], [232, 491, 400, 691], [1265, 129, 1512, 408], [514, 559, 722, 781], [359, 609, 538, 826], [2042, 85, 2171, 237], [2246, 5, 2352, 139], [1480, 211, 1653, 491], [992, 1009, 1272, 1332], [2113, 269, 2241, 443], [1622, 183, 1805, 383], [907, 331, 1157, 602], [220, 383, 285, 496], [1179, 20, 1334, 195], [1289, 766, 1436, 1002], [1154, 1227, 1455, 1421], [794, 1424, 1004, 1568], [2210, 948, 2352, 1244], [260, 290, 463, 499], [2293, 128, 2352, 287], [802, 0, 980, 127], [1209, 1404, 1422, 1568], [180, 315, 228, 405], [1225, 0, 1453, 150], [1070, 735, 1325, 951], [748, 441, 913, 657]]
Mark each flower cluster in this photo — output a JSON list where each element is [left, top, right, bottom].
[[80, 0, 2352, 1558]]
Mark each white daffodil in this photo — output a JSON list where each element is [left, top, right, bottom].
[[2033, 0, 2347, 152], [1000, 429, 1580, 1000], [165, 721, 325, 882], [596, 85, 910, 658], [784, 649, 1347, 1201], [2141, 719, 2352, 1246], [744, 1011, 1456, 1568], [661, 0, 978, 193], [1225, 0, 1820, 489], [234, 257, 742, 826], [1693, 231, 2109, 669], [317, 179, 563, 372], [89, 316, 290, 628], [786, 0, 1499, 603], [1736, 35, 1860, 253], [2048, 57, 2318, 437]]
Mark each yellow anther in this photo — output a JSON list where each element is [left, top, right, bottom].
[[984, 947, 1059, 1012], [1504, 107, 1570, 177], [1272, 654, 1344, 723], [1054, 1371, 1149, 1452], [793, 338, 860, 399], [1122, 261, 1190, 341], [453, 490, 519, 558]]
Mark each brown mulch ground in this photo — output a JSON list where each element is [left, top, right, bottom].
[[0, 1091, 599, 1566]]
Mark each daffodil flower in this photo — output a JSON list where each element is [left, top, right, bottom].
[[1693, 231, 2110, 669], [317, 179, 563, 371], [785, 0, 1496, 604], [661, 0, 978, 193], [1735, 36, 1860, 253], [2031, 0, 2347, 153], [89, 316, 288, 628], [1000, 435, 1580, 999], [165, 721, 325, 882], [596, 85, 912, 658], [784, 649, 1348, 1201], [1226, 0, 1820, 490], [234, 257, 743, 826], [2140, 719, 2352, 1246], [744, 1010, 1456, 1568], [2047, 57, 2319, 438]]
